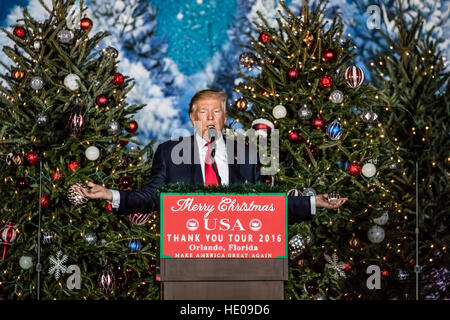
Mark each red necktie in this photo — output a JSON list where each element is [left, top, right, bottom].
[[204, 142, 218, 186]]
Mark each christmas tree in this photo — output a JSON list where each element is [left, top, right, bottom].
[[0, 0, 159, 299], [227, 0, 411, 299], [369, 1, 450, 299]]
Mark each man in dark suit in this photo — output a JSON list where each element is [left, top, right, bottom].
[[73, 90, 347, 223]]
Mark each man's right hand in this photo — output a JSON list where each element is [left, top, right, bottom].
[[72, 182, 113, 201]]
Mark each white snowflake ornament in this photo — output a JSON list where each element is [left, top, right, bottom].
[[49, 250, 68, 280], [324, 253, 346, 278]]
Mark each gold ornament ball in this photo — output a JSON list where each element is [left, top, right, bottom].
[[11, 69, 25, 81], [349, 236, 360, 248], [235, 97, 248, 111]]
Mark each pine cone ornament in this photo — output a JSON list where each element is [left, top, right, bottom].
[[116, 155, 129, 171], [67, 182, 89, 206], [68, 105, 84, 137]]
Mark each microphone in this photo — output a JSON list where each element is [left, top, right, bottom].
[[206, 127, 222, 185]]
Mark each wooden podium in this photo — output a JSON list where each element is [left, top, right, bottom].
[[160, 193, 288, 300], [160, 258, 288, 300]]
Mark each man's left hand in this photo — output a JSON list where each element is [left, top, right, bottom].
[[315, 194, 348, 210]]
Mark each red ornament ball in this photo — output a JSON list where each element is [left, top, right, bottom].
[[259, 32, 271, 44], [126, 120, 138, 133], [311, 116, 324, 130], [96, 95, 109, 107], [286, 68, 299, 81], [119, 176, 133, 190], [118, 140, 129, 146], [344, 263, 351, 272], [112, 73, 124, 86], [322, 49, 336, 62], [16, 177, 30, 190], [261, 175, 273, 185], [0, 222, 17, 248], [51, 170, 63, 181], [106, 202, 112, 212], [148, 260, 157, 274], [304, 280, 318, 296], [13, 26, 26, 39], [319, 75, 333, 88], [347, 162, 362, 176], [381, 269, 390, 277], [67, 160, 81, 172], [288, 129, 302, 143], [304, 144, 321, 159], [26, 151, 39, 165], [80, 17, 93, 31], [40, 194, 51, 209]]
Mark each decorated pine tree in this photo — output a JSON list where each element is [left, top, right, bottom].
[[226, 0, 412, 299], [0, 0, 159, 299], [369, 1, 450, 299]]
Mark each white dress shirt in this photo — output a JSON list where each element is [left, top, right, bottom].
[[195, 132, 229, 186], [109, 133, 315, 214]]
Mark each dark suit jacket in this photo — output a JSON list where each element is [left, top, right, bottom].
[[113, 135, 312, 223]]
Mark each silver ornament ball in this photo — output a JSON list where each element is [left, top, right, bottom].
[[289, 233, 313, 259], [367, 225, 385, 243], [36, 112, 49, 127], [360, 108, 379, 125], [298, 104, 312, 120], [84, 233, 97, 245], [107, 120, 121, 135], [362, 163, 377, 178], [42, 230, 56, 244], [302, 187, 317, 196], [85, 146, 100, 161], [103, 46, 119, 58], [64, 73, 81, 91], [330, 90, 344, 104], [57, 29, 73, 43], [30, 76, 44, 90], [19, 256, 33, 269], [30, 40, 42, 52], [272, 104, 287, 119]]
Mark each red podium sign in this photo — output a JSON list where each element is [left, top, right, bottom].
[[160, 193, 287, 259]]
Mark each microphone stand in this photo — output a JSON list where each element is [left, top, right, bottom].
[[36, 149, 43, 300]]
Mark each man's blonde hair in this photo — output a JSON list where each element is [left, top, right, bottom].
[[189, 89, 228, 114]]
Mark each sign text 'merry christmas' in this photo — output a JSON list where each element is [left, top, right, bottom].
[[170, 196, 276, 218]]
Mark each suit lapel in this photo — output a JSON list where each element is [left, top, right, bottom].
[[226, 137, 244, 184], [190, 134, 203, 185]]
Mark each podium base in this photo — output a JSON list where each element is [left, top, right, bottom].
[[162, 281, 284, 300]]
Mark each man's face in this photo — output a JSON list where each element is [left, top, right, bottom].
[[190, 97, 227, 141]]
